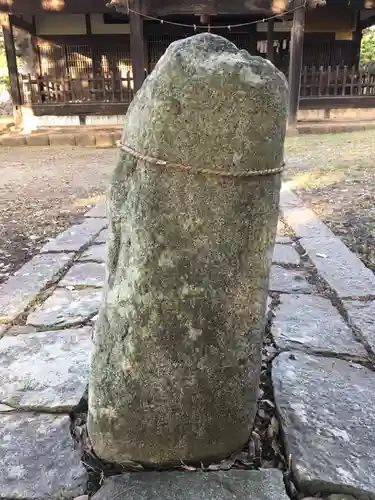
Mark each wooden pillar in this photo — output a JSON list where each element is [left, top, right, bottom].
[[267, 20, 275, 63], [129, 0, 146, 93], [31, 16, 42, 76], [1, 14, 22, 124], [288, 0, 306, 128]]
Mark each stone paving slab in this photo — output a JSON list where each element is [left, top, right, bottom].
[[85, 201, 106, 218], [0, 327, 91, 411], [0, 413, 86, 500], [276, 220, 292, 244], [92, 469, 290, 500], [343, 299, 375, 355], [26, 288, 102, 328], [80, 244, 106, 262], [300, 235, 375, 299], [280, 188, 375, 298], [272, 294, 366, 357], [41, 218, 107, 253], [272, 244, 301, 266], [0, 253, 74, 323], [273, 351, 375, 498], [94, 228, 109, 244], [59, 262, 106, 288], [269, 266, 314, 294]]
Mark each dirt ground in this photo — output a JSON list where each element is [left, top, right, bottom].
[[285, 130, 375, 273], [0, 146, 118, 283], [1, 132, 374, 284]]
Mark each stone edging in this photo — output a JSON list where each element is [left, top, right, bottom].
[[280, 186, 375, 356], [1, 122, 374, 148], [0, 130, 122, 148]]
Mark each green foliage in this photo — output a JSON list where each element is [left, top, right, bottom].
[[0, 73, 10, 93], [360, 28, 375, 66]]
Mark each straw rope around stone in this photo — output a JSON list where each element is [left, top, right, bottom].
[[117, 142, 285, 178]]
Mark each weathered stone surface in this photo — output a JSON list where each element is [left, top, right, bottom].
[[280, 190, 334, 239], [0, 253, 74, 323], [0, 327, 91, 411], [300, 235, 375, 299], [0, 403, 13, 412], [89, 33, 288, 465], [41, 218, 106, 253], [80, 244, 106, 262], [276, 219, 291, 244], [276, 234, 292, 244], [272, 294, 366, 357], [280, 189, 375, 298], [327, 496, 358, 500], [0, 413, 86, 499], [92, 470, 290, 500], [93, 228, 109, 244], [269, 266, 314, 294], [5, 325, 36, 336], [85, 201, 106, 218], [273, 352, 375, 498], [343, 299, 375, 354], [60, 262, 105, 288], [272, 244, 300, 265], [26, 288, 102, 328]]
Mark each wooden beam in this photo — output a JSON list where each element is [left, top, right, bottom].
[[85, 13, 92, 35], [10, 14, 35, 33], [266, 19, 274, 63], [1, 14, 22, 123], [299, 96, 375, 109], [288, 0, 305, 128], [21, 102, 130, 116], [0, 0, 111, 14], [129, 0, 145, 93]]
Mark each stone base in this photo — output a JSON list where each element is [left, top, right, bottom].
[[92, 470, 289, 500]]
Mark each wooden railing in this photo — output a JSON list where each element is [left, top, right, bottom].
[[301, 65, 375, 97], [19, 73, 135, 105]]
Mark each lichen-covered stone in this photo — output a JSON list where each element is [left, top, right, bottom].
[[88, 33, 288, 465], [92, 470, 290, 500], [273, 352, 375, 498], [0, 413, 86, 499]]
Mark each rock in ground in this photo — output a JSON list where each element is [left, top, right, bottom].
[[0, 413, 86, 500], [272, 351, 375, 498], [272, 294, 366, 357], [0, 327, 91, 411], [92, 470, 290, 500], [27, 287, 102, 328], [88, 32, 288, 465]]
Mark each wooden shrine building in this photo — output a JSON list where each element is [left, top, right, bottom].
[[1, 0, 375, 129]]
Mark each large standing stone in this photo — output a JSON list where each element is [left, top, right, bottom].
[[89, 33, 288, 465], [273, 352, 375, 498], [92, 470, 290, 500]]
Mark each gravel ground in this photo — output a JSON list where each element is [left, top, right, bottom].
[[285, 130, 375, 273], [0, 146, 118, 284]]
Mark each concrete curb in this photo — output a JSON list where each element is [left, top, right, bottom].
[[0, 130, 122, 148], [0, 121, 373, 147], [289, 120, 375, 135]]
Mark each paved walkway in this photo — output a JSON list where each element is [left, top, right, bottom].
[[0, 188, 374, 500]]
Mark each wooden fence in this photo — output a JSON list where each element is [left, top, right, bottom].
[[19, 73, 135, 105], [301, 65, 375, 97], [19, 66, 375, 113]]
